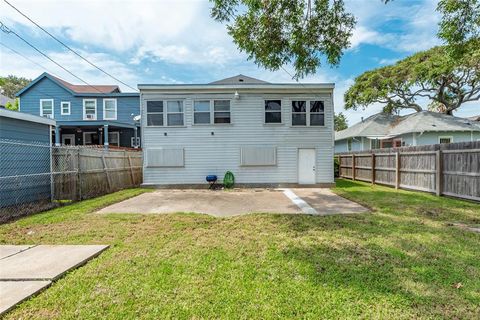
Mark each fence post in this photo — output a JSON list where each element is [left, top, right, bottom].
[[371, 153, 376, 185], [127, 153, 135, 186], [77, 148, 82, 200], [352, 154, 356, 180], [102, 153, 112, 191], [436, 150, 443, 196], [395, 152, 400, 189]]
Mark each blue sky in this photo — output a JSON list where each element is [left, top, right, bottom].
[[0, 0, 478, 125]]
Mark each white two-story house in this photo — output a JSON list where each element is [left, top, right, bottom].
[[138, 75, 335, 187]]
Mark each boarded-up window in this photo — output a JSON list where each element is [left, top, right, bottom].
[[146, 148, 184, 167], [240, 146, 276, 166]]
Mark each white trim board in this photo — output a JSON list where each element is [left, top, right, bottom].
[[281, 189, 318, 214]]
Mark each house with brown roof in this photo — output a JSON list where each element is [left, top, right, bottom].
[[16, 73, 140, 148]]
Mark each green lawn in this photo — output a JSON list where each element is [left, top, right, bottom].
[[1, 180, 479, 319]]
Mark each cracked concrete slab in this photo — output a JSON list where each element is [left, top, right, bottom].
[[0, 245, 109, 281], [0, 281, 51, 315]]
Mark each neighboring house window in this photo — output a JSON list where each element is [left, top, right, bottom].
[[83, 99, 97, 120], [193, 100, 211, 124], [292, 100, 325, 126], [146, 101, 164, 126], [439, 136, 453, 144], [265, 100, 282, 124], [347, 138, 352, 151], [108, 132, 120, 147], [103, 99, 117, 120], [60, 101, 70, 115], [213, 100, 231, 124], [40, 99, 54, 118], [370, 139, 380, 150], [166, 100, 184, 126]]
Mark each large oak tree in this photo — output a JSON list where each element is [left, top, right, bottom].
[[344, 40, 480, 115]]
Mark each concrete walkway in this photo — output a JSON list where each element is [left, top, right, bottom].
[[98, 188, 368, 217], [0, 245, 109, 316]]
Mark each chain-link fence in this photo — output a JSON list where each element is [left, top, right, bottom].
[[0, 138, 143, 222]]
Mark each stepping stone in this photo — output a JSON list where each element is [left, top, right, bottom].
[[0, 281, 51, 316]]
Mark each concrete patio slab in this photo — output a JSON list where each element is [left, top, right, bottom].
[[0, 245, 35, 260], [0, 245, 109, 281], [0, 281, 51, 316], [97, 189, 302, 217], [291, 188, 369, 215]]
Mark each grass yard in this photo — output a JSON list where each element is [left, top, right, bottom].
[[1, 180, 479, 319]]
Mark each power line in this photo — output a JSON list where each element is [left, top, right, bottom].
[[0, 20, 104, 94], [3, 0, 138, 92], [0, 41, 63, 79]]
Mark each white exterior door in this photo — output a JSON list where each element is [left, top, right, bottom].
[[298, 149, 316, 184], [62, 134, 76, 146]]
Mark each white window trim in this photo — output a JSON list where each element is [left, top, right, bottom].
[[83, 99, 97, 120], [291, 100, 325, 127], [264, 100, 283, 125], [103, 98, 117, 120], [60, 101, 71, 115], [146, 100, 185, 127], [193, 100, 213, 125], [83, 131, 97, 145], [40, 99, 54, 118], [108, 131, 120, 146], [192, 99, 232, 125], [438, 136, 453, 144]]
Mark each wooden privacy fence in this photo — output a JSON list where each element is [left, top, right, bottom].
[[52, 147, 143, 201], [337, 141, 480, 202]]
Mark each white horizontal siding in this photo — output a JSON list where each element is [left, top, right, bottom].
[[141, 92, 334, 184]]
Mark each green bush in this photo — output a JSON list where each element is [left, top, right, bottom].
[[334, 157, 340, 177]]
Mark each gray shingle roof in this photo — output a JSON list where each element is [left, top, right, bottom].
[[335, 111, 480, 141], [209, 74, 269, 85], [0, 93, 14, 107]]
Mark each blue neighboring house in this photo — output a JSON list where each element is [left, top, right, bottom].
[[16, 73, 141, 148]]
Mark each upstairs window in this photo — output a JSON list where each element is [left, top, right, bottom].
[[265, 100, 282, 124], [292, 101, 306, 126], [40, 99, 54, 118], [309, 101, 325, 126], [166, 101, 184, 126], [60, 101, 70, 115], [83, 99, 97, 120], [103, 99, 117, 120], [193, 100, 211, 124], [214, 100, 230, 124], [292, 100, 325, 126], [146, 101, 164, 126], [146, 100, 184, 126]]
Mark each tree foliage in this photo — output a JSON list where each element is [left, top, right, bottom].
[[0, 75, 31, 98], [5, 99, 19, 111], [344, 40, 480, 115], [437, 0, 480, 50], [210, 0, 355, 79], [334, 112, 348, 131]]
